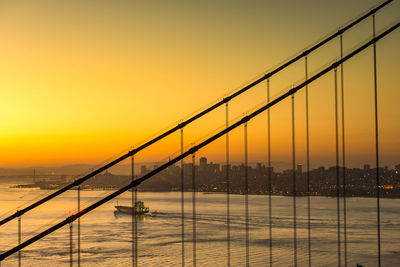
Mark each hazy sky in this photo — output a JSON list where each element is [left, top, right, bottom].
[[0, 0, 399, 168]]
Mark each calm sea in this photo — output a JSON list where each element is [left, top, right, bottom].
[[0, 181, 399, 266]]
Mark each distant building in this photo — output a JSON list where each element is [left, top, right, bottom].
[[297, 164, 302, 175], [266, 166, 274, 174], [364, 164, 370, 171], [208, 162, 220, 173], [283, 169, 293, 175], [395, 164, 400, 173], [183, 163, 193, 172], [199, 157, 207, 167], [384, 166, 389, 173], [221, 164, 231, 174]]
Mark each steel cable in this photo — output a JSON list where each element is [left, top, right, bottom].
[[192, 153, 197, 267], [131, 156, 135, 267], [305, 56, 312, 267], [291, 94, 297, 267], [244, 123, 250, 267], [226, 103, 231, 266], [334, 68, 342, 267], [181, 129, 185, 266], [267, 79, 273, 267], [340, 34, 348, 267], [372, 14, 382, 267]]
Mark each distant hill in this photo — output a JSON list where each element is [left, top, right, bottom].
[[0, 164, 94, 176], [0, 163, 162, 176]]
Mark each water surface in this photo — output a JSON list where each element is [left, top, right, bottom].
[[1, 183, 399, 266]]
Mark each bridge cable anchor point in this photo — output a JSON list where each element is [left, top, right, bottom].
[[302, 50, 311, 57], [177, 122, 187, 129], [15, 210, 24, 217], [223, 96, 232, 103], [264, 72, 272, 79]]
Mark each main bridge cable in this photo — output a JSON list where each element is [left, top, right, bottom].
[[1, 23, 398, 261], [0, 0, 392, 228]]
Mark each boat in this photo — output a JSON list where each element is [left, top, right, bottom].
[[115, 200, 149, 215]]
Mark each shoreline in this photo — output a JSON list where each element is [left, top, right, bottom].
[[8, 184, 400, 199]]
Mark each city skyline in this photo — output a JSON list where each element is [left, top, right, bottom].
[[2, 155, 400, 177], [10, 155, 400, 198]]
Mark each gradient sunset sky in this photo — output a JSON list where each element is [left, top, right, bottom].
[[1, 0, 399, 169]]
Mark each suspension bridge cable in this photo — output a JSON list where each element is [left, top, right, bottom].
[[372, 13, 381, 267], [244, 122, 250, 267], [192, 153, 197, 267], [134, 187, 138, 267], [291, 94, 297, 267], [131, 156, 136, 267], [18, 216, 21, 267], [334, 68, 341, 267], [77, 185, 81, 267], [0, 1, 392, 229], [305, 56, 312, 267], [181, 129, 185, 267], [1, 24, 398, 260], [340, 33, 348, 267], [69, 223, 73, 267], [225, 103, 231, 267], [267, 79, 273, 267]]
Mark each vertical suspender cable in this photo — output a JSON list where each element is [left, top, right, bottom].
[[340, 34, 348, 267], [291, 94, 297, 267], [192, 153, 196, 267], [226, 102, 231, 267], [305, 56, 312, 267], [18, 216, 21, 267], [69, 222, 73, 267], [372, 13, 381, 267], [134, 185, 138, 267], [77, 185, 81, 267], [181, 128, 185, 267], [131, 156, 136, 267], [334, 68, 341, 267], [267, 79, 273, 267], [135, 157, 139, 267], [244, 122, 250, 267]]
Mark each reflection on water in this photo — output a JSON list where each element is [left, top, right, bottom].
[[0, 183, 399, 266]]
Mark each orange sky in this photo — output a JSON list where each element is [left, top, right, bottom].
[[0, 0, 399, 169]]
